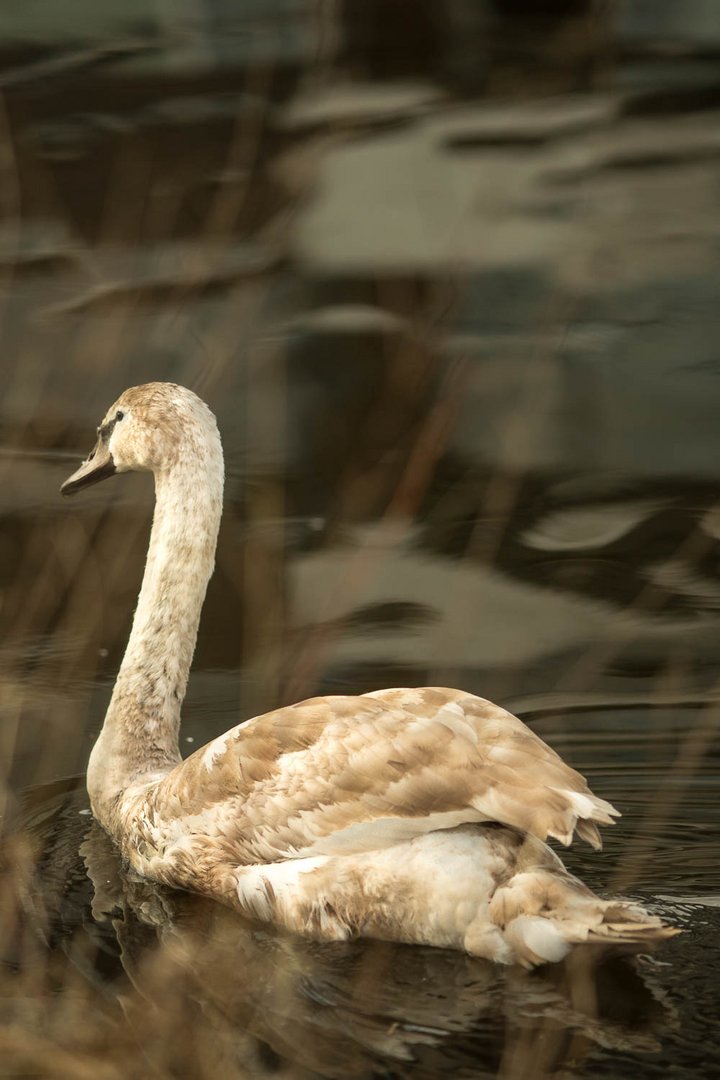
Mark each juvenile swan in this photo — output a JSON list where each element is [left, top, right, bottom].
[[61, 383, 677, 966]]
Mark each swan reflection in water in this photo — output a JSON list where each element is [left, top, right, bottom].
[[73, 813, 674, 1080]]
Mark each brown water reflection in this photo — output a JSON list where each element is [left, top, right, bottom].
[[4, 779, 686, 1079], [2, 2, 720, 1077]]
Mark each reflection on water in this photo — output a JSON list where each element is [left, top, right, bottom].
[[6, 710, 719, 1078], [6, 778, 693, 1079], [2, 2, 720, 1077]]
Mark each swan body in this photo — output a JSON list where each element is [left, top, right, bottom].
[[61, 383, 677, 966]]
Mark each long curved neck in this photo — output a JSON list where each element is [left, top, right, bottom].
[[88, 438, 224, 821]]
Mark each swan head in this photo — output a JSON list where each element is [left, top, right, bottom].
[[61, 382, 221, 496]]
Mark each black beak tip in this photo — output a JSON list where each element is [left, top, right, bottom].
[[60, 451, 117, 497]]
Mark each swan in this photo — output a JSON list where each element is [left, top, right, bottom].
[[60, 382, 677, 967]]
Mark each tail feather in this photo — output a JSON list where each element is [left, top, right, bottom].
[[487, 868, 679, 968], [588, 902, 681, 946]]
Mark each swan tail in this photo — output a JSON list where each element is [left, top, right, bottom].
[[481, 869, 679, 968]]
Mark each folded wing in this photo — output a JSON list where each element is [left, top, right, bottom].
[[153, 687, 619, 864]]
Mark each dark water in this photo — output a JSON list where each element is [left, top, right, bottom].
[[1, 2, 720, 1076]]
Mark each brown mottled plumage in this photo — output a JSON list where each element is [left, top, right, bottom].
[[61, 384, 678, 966]]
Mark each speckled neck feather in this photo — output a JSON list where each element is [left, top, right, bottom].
[[87, 420, 224, 818]]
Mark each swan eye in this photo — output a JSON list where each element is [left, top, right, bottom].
[[115, 410, 125, 422]]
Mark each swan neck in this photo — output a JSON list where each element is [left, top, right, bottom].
[[88, 440, 223, 814]]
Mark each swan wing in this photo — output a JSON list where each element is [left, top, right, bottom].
[[153, 687, 618, 863]]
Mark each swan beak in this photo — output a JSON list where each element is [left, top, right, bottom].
[[61, 440, 116, 496]]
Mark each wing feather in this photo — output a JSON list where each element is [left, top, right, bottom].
[[149, 687, 618, 865]]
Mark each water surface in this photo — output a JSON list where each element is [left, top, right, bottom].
[[1, 3, 720, 1076]]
